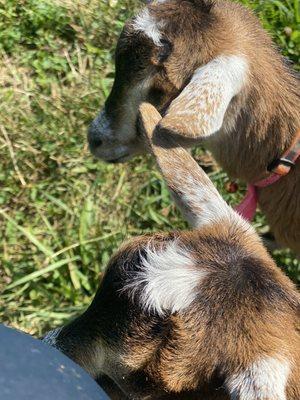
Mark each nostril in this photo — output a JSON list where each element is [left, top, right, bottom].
[[89, 137, 103, 148]]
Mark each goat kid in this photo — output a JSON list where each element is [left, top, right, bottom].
[[88, 0, 300, 255], [44, 103, 300, 400]]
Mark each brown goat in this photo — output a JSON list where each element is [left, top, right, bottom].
[[45, 103, 300, 400], [88, 0, 300, 255]]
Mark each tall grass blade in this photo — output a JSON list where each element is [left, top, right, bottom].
[[5, 256, 80, 290]]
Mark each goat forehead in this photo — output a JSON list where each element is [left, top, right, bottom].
[[133, 8, 164, 46]]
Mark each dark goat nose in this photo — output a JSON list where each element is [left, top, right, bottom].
[[89, 136, 103, 148], [88, 124, 103, 148]]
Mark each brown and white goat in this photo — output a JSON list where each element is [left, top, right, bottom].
[[45, 103, 300, 400], [88, 0, 300, 254]]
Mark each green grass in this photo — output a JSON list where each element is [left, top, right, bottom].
[[0, 0, 299, 336]]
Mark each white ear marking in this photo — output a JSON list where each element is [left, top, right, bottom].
[[162, 55, 249, 137], [133, 9, 164, 46], [226, 356, 290, 400], [178, 174, 235, 228], [166, 169, 249, 231], [123, 241, 207, 316]]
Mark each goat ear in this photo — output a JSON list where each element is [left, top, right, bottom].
[[139, 103, 238, 229], [159, 55, 248, 141]]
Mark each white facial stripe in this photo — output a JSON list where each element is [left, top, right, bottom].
[[163, 55, 248, 137], [123, 241, 207, 316], [90, 77, 153, 161], [133, 8, 163, 46], [113, 77, 152, 141], [95, 78, 151, 142], [226, 356, 290, 400]]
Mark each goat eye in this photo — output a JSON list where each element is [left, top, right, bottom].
[[148, 87, 165, 104], [158, 39, 172, 63]]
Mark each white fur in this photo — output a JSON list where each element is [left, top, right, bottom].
[[123, 241, 207, 316], [169, 172, 251, 232], [109, 77, 152, 142], [96, 78, 151, 143], [43, 327, 62, 347], [187, 55, 248, 134], [133, 8, 163, 46], [91, 78, 152, 161], [226, 356, 290, 400], [165, 55, 249, 137], [181, 175, 234, 228]]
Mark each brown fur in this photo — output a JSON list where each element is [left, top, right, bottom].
[[88, 0, 300, 254], [46, 228, 300, 399], [46, 103, 300, 399]]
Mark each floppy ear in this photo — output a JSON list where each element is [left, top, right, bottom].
[[159, 55, 248, 140], [139, 103, 241, 229]]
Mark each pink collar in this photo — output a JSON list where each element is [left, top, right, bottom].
[[235, 130, 300, 221], [235, 174, 282, 221]]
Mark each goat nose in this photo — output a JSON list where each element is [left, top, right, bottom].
[[89, 136, 103, 148], [88, 124, 104, 148]]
